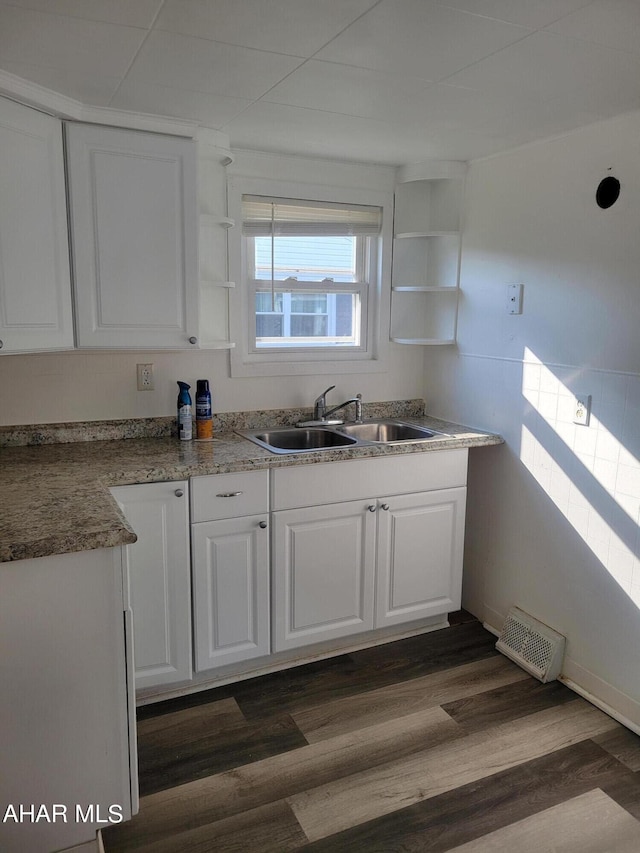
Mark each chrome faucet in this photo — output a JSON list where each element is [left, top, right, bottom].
[[324, 395, 363, 424], [298, 386, 363, 427]]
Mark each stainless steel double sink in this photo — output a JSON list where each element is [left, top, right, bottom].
[[236, 419, 448, 455]]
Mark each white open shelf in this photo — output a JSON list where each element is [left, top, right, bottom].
[[391, 160, 466, 346]]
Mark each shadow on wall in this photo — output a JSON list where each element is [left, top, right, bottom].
[[517, 347, 639, 612]]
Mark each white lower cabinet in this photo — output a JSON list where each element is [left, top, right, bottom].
[[375, 487, 466, 628], [110, 481, 192, 690], [192, 515, 270, 670], [272, 499, 377, 651], [111, 452, 468, 691], [190, 470, 270, 672], [271, 451, 468, 654]]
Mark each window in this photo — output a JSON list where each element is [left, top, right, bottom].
[[242, 196, 381, 352], [228, 175, 392, 377]]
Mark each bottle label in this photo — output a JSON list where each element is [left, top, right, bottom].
[[178, 405, 192, 440], [196, 401, 212, 418], [195, 418, 213, 440]]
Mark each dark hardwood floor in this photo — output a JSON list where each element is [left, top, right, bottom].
[[103, 614, 640, 852]]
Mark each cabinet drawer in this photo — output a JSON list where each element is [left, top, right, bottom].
[[271, 449, 467, 511], [191, 470, 269, 522]]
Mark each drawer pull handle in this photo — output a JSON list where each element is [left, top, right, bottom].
[[174, 489, 184, 497], [258, 521, 267, 529], [216, 491, 243, 498]]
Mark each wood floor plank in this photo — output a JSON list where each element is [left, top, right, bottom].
[[446, 788, 640, 852], [287, 700, 620, 842], [137, 713, 308, 796], [137, 697, 246, 743], [104, 706, 461, 851], [293, 654, 528, 742], [593, 727, 640, 772], [442, 675, 575, 733], [234, 620, 499, 720], [104, 617, 640, 853], [298, 739, 634, 853], [108, 801, 307, 853]]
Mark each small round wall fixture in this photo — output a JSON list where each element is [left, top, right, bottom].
[[596, 175, 620, 209]]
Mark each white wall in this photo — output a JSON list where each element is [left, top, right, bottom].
[[0, 149, 424, 426], [426, 111, 640, 726]]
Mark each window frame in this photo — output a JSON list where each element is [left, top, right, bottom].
[[228, 176, 393, 378]]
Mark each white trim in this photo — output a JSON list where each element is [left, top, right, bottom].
[[0, 69, 199, 138], [228, 175, 392, 377], [485, 616, 640, 733], [456, 350, 640, 379], [397, 160, 467, 183]]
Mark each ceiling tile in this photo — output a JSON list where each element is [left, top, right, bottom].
[[263, 60, 431, 120], [546, 0, 640, 55], [0, 60, 120, 104], [444, 30, 640, 112], [0, 5, 146, 75], [111, 79, 252, 127], [155, 0, 378, 57], [315, 0, 530, 81], [223, 99, 506, 164], [125, 30, 304, 100], [0, 0, 163, 28], [435, 0, 594, 29], [403, 82, 532, 133]]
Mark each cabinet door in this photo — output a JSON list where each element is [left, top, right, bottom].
[[192, 515, 270, 671], [375, 487, 466, 628], [111, 482, 192, 689], [66, 123, 198, 349], [0, 97, 73, 352], [273, 500, 376, 652]]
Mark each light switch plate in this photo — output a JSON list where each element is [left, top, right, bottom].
[[507, 283, 524, 314]]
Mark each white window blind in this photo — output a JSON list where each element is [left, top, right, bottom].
[[242, 196, 382, 237]]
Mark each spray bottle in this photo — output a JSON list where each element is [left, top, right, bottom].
[[177, 381, 192, 441], [195, 379, 213, 441]]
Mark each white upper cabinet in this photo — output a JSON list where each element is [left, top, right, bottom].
[[66, 123, 199, 349], [0, 97, 73, 353]]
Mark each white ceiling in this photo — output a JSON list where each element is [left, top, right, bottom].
[[1, 0, 640, 165]]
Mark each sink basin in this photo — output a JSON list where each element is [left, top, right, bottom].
[[237, 419, 447, 454], [336, 420, 438, 443], [238, 427, 358, 454]]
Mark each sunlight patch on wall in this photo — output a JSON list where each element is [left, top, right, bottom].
[[520, 348, 639, 607]]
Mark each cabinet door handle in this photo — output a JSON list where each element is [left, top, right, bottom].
[[216, 491, 243, 498], [174, 489, 184, 497], [381, 503, 390, 511], [367, 504, 377, 512], [188, 336, 198, 345], [258, 520, 267, 529]]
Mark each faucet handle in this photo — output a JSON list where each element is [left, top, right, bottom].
[[314, 385, 335, 405], [313, 385, 335, 421]]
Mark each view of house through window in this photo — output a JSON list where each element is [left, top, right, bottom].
[[242, 196, 381, 352]]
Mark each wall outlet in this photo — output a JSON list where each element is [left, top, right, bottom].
[[137, 363, 154, 391], [573, 394, 591, 426]]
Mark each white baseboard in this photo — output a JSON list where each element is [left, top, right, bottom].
[[484, 612, 640, 735], [559, 660, 640, 735]]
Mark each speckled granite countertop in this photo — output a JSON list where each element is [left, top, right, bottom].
[[0, 406, 502, 563]]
